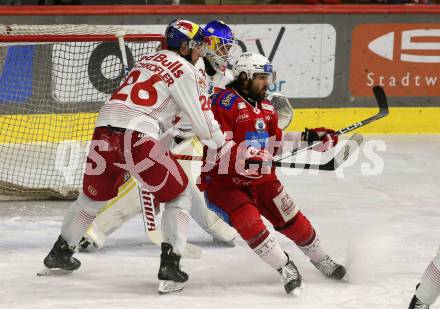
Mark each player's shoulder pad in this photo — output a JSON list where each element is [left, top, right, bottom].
[[212, 88, 241, 110], [260, 99, 275, 113]]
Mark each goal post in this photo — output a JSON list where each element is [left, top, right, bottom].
[[0, 24, 165, 199]]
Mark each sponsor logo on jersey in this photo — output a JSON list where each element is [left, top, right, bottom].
[[220, 92, 238, 110], [245, 131, 269, 148], [255, 118, 266, 133], [138, 53, 185, 86], [237, 111, 250, 122], [350, 24, 440, 96], [197, 76, 207, 90]]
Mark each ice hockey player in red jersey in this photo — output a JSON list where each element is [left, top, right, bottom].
[[409, 247, 440, 309], [41, 20, 225, 294], [201, 52, 346, 294]]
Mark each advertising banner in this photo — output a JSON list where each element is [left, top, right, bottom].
[[350, 24, 440, 97]]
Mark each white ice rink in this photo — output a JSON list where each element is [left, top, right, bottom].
[[1, 135, 439, 309]]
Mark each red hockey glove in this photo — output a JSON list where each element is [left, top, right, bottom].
[[241, 146, 273, 177], [245, 146, 272, 163], [302, 127, 338, 152]]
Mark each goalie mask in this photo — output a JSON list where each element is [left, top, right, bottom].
[[204, 20, 238, 74]]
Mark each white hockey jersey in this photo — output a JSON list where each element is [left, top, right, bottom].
[[96, 49, 225, 148], [194, 58, 233, 96]]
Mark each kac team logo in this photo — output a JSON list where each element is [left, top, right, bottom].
[[255, 118, 266, 133]]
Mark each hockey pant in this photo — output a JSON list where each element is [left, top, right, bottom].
[[83, 136, 237, 248], [205, 180, 327, 268]]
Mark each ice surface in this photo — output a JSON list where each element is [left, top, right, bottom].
[[1, 135, 439, 309]]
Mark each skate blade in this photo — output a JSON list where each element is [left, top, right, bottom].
[[158, 280, 185, 294], [288, 282, 306, 296], [37, 266, 73, 276]]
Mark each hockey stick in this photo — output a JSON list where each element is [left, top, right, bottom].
[[174, 134, 363, 171], [174, 86, 388, 167], [275, 86, 389, 161], [139, 188, 202, 259], [267, 133, 363, 170]]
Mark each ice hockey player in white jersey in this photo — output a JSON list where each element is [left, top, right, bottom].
[[79, 20, 240, 252], [409, 246, 440, 309], [41, 19, 225, 294]]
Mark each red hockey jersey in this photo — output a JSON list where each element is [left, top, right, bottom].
[[206, 88, 283, 187]]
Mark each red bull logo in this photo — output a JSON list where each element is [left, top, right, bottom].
[[176, 21, 194, 33]]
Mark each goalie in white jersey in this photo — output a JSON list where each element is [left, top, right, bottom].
[[41, 19, 224, 294]]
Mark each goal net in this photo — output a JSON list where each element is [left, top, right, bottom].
[[0, 25, 165, 199]]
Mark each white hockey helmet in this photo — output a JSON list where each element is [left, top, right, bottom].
[[232, 52, 275, 82]]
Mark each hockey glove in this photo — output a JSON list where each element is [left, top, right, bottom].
[[302, 127, 338, 152]]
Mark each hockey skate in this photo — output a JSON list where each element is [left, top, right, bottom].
[[277, 254, 303, 295], [311, 255, 346, 280], [37, 235, 81, 276], [409, 295, 430, 309], [409, 284, 430, 309], [158, 242, 188, 294]]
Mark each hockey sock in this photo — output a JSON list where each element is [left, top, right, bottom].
[[252, 233, 288, 270], [161, 185, 191, 256], [61, 192, 106, 247], [416, 250, 440, 305], [231, 203, 287, 270], [297, 233, 327, 263]]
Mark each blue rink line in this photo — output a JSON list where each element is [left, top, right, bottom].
[[0, 45, 34, 104]]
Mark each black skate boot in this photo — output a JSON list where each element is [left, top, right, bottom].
[[277, 253, 303, 295], [37, 235, 81, 276], [311, 255, 346, 280], [409, 295, 430, 309], [409, 284, 430, 309], [157, 242, 188, 294]]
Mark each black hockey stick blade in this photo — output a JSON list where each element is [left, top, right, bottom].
[[336, 86, 389, 135], [269, 133, 363, 170], [275, 86, 389, 162]]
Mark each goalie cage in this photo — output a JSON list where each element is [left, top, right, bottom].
[[0, 24, 165, 200]]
